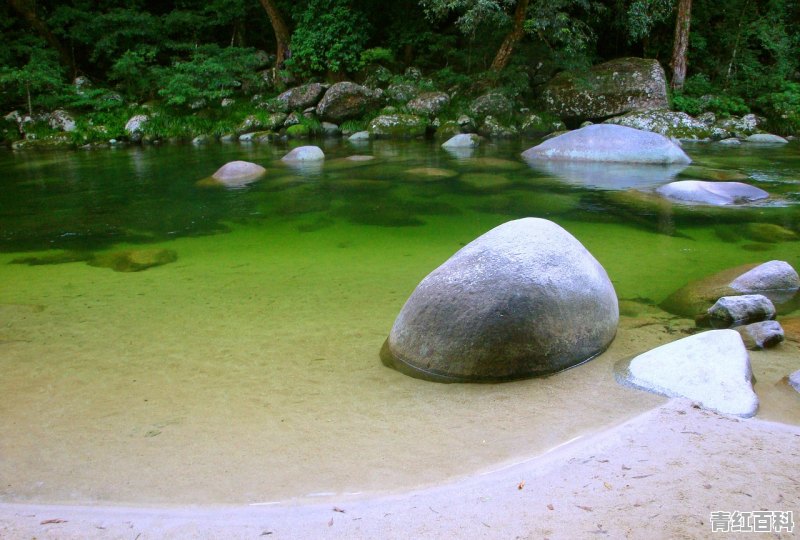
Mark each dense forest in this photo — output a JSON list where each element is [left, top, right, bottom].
[[1, 0, 798, 143]]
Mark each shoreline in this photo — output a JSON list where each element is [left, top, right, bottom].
[[2, 399, 798, 539]]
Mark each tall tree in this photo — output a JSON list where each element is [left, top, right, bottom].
[[258, 0, 291, 69], [489, 0, 529, 71], [670, 0, 691, 90], [7, 0, 75, 77]]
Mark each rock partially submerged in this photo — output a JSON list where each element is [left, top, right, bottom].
[[618, 330, 758, 417], [521, 124, 691, 164], [381, 218, 619, 382], [655, 180, 769, 205], [745, 133, 789, 144], [707, 294, 776, 325], [526, 160, 686, 191], [442, 133, 481, 148], [661, 260, 800, 318], [209, 160, 266, 188], [282, 146, 325, 161], [736, 320, 784, 349]]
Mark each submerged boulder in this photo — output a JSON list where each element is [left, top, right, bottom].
[[521, 124, 691, 164], [661, 260, 800, 318], [655, 180, 769, 205], [209, 160, 266, 188], [618, 329, 758, 417], [541, 57, 668, 123], [88, 248, 177, 272], [381, 218, 619, 382], [736, 320, 784, 350], [707, 294, 776, 325], [442, 133, 481, 148], [745, 133, 789, 144]]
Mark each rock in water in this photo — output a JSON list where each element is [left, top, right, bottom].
[[381, 218, 619, 382], [736, 320, 784, 350], [88, 248, 177, 272], [210, 160, 266, 187], [619, 329, 758, 417], [656, 180, 768, 205], [661, 260, 799, 318], [521, 124, 691, 164], [282, 146, 325, 161], [707, 294, 776, 325], [441, 133, 481, 148]]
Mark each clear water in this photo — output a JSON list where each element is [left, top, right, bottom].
[[1, 138, 798, 505]]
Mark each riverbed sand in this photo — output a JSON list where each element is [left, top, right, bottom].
[[2, 397, 798, 539]]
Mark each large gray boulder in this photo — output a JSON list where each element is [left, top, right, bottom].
[[210, 160, 267, 188], [661, 260, 800, 318], [736, 320, 784, 350], [526, 161, 686, 191], [655, 180, 769, 205], [381, 218, 619, 382], [442, 133, 481, 148], [521, 124, 691, 164], [277, 83, 327, 111], [745, 133, 789, 144], [618, 329, 758, 417], [469, 92, 513, 121], [541, 57, 668, 123], [316, 82, 379, 123], [124, 114, 149, 142]]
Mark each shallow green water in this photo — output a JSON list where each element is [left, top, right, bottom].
[[0, 138, 798, 505]]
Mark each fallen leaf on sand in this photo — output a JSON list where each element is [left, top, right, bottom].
[[328, 517, 334, 527], [41, 519, 67, 524], [547, 504, 554, 511], [333, 507, 345, 513], [577, 505, 593, 512], [518, 480, 525, 490], [603, 482, 613, 490]]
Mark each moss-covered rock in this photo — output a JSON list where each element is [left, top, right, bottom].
[[604, 110, 714, 140], [277, 83, 327, 111], [407, 92, 450, 117], [541, 57, 668, 124], [237, 113, 287, 134], [316, 82, 380, 123], [11, 134, 75, 150], [434, 120, 462, 140], [286, 124, 310, 138], [469, 92, 514, 121], [368, 114, 428, 139], [478, 115, 518, 139], [520, 113, 565, 136]]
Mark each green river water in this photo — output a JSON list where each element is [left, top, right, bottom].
[[1, 138, 798, 505]]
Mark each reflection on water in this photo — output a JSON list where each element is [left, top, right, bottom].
[[0, 139, 798, 505], [525, 159, 688, 190]]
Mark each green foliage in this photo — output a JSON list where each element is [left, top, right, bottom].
[[156, 45, 263, 107], [361, 47, 395, 66], [756, 82, 800, 135], [0, 46, 65, 114], [626, 0, 674, 41], [287, 0, 371, 77], [108, 47, 159, 101]]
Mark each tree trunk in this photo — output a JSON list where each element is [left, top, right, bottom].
[[670, 0, 692, 91], [258, 0, 291, 69], [8, 0, 75, 77], [489, 0, 530, 72]]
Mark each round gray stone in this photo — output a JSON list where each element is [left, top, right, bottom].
[[381, 218, 619, 382]]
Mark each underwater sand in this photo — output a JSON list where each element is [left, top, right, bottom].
[[0, 141, 798, 506]]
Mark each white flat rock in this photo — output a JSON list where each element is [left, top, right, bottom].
[[622, 329, 758, 417], [282, 145, 325, 161]]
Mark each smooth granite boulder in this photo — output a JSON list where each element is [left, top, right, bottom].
[[521, 124, 691, 164], [441, 133, 481, 148], [655, 180, 769, 205], [316, 82, 379, 123], [745, 133, 789, 144], [707, 294, 776, 325], [276, 83, 327, 111], [736, 320, 784, 350], [381, 218, 619, 382], [618, 329, 758, 417], [210, 160, 266, 187], [282, 146, 325, 161]]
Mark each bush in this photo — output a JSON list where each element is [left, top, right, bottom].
[[756, 82, 800, 135]]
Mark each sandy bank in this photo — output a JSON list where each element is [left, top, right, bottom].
[[2, 399, 798, 539]]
